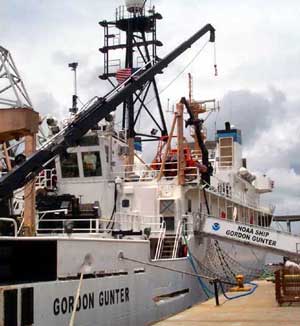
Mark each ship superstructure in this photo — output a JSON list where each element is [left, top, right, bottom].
[[0, 2, 292, 326]]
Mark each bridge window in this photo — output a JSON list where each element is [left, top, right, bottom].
[[78, 135, 99, 146], [82, 152, 102, 177], [219, 137, 233, 168], [60, 153, 79, 178], [122, 199, 130, 208], [187, 199, 192, 213], [105, 145, 109, 163], [266, 215, 272, 227]]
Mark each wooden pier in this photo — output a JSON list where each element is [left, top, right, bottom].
[[154, 281, 300, 326]]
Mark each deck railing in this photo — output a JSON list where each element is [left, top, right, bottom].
[[37, 209, 165, 235], [112, 162, 201, 184], [172, 220, 183, 258], [36, 168, 57, 189], [154, 221, 166, 260], [0, 218, 18, 237]]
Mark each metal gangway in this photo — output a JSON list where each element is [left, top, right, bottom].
[[200, 216, 300, 258]]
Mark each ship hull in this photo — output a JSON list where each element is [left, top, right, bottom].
[[0, 236, 266, 326]]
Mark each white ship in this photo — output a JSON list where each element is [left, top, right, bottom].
[[0, 1, 276, 325]]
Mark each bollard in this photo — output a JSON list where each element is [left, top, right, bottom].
[[213, 279, 219, 306]]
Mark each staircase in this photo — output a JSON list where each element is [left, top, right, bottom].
[[161, 234, 176, 258]]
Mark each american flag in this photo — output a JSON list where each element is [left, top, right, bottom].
[[116, 68, 139, 84]]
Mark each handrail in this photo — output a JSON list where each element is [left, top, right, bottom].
[[37, 217, 103, 234], [38, 209, 68, 222], [17, 214, 25, 235], [172, 219, 183, 258], [112, 163, 201, 184], [38, 209, 68, 215], [203, 178, 270, 212], [154, 221, 166, 260], [182, 214, 194, 235], [0, 218, 17, 237], [37, 211, 165, 235], [36, 168, 57, 189]]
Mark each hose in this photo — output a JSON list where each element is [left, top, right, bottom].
[[182, 233, 213, 298], [218, 280, 258, 300], [183, 231, 258, 301]]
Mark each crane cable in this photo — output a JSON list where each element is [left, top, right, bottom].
[[145, 40, 210, 106], [214, 42, 218, 76]]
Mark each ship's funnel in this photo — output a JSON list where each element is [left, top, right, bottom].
[[125, 0, 145, 13]]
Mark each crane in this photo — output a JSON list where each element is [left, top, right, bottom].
[[0, 24, 215, 200]]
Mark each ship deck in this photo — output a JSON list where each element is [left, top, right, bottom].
[[153, 280, 300, 326]]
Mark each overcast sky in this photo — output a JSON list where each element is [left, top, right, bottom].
[[1, 0, 300, 223]]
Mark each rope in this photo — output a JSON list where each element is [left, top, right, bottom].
[[215, 240, 236, 279], [213, 42, 218, 76], [190, 248, 229, 282], [145, 40, 210, 106], [182, 233, 213, 297], [69, 272, 84, 326], [182, 232, 258, 301], [120, 253, 235, 285], [213, 240, 262, 282]]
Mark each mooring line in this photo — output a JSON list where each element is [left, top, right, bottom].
[[69, 271, 84, 326], [119, 252, 235, 286]]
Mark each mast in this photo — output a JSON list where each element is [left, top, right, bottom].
[[68, 62, 79, 115], [99, 0, 168, 165]]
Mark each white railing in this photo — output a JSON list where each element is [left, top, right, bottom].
[[17, 212, 25, 235], [114, 212, 166, 234], [197, 212, 287, 236], [113, 212, 141, 231], [205, 176, 262, 211], [0, 218, 18, 237], [183, 214, 196, 235], [36, 168, 57, 189], [38, 209, 68, 220], [112, 162, 201, 184], [37, 217, 106, 234], [154, 221, 166, 260], [172, 220, 183, 258], [37, 208, 103, 233], [37, 210, 165, 235]]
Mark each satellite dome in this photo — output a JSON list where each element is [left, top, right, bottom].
[[125, 0, 144, 13]]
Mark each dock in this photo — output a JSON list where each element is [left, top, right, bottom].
[[154, 280, 300, 326]]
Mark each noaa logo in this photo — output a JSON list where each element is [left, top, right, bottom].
[[212, 223, 220, 231]]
